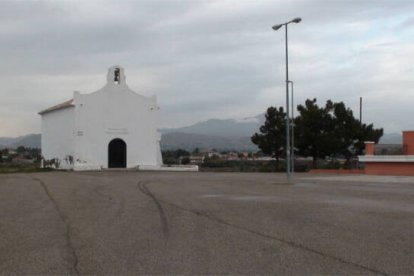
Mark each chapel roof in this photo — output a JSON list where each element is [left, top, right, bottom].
[[38, 99, 74, 115]]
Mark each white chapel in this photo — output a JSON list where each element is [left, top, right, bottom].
[[39, 66, 163, 170]]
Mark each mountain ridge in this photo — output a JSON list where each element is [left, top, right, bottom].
[[160, 113, 265, 137], [0, 115, 403, 150], [0, 134, 41, 149]]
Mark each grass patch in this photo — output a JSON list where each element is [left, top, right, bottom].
[[200, 160, 310, 172], [0, 163, 55, 174]]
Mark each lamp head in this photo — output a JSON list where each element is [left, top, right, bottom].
[[272, 24, 283, 31], [291, 17, 302, 23]]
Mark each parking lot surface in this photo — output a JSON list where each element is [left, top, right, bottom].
[[0, 172, 413, 275]]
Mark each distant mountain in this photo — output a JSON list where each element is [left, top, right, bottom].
[[13, 134, 41, 148], [159, 114, 264, 151], [0, 114, 263, 151], [0, 134, 41, 149], [0, 114, 401, 152], [161, 132, 257, 151], [161, 114, 264, 137], [0, 137, 16, 146], [379, 133, 402, 144]]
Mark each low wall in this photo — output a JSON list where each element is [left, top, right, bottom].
[[309, 169, 364, 174], [311, 164, 414, 176], [365, 162, 414, 176]]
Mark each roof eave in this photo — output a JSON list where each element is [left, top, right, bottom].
[[38, 104, 75, 115]]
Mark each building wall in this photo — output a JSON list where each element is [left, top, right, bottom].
[[403, 131, 414, 155], [72, 66, 162, 170], [41, 107, 75, 169]]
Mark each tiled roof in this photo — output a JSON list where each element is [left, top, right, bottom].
[[38, 99, 74, 115]]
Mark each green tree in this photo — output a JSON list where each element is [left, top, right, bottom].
[[354, 123, 383, 155], [295, 99, 383, 167], [294, 99, 335, 167], [174, 149, 190, 158], [251, 106, 286, 168], [162, 149, 191, 165], [329, 101, 383, 163], [330, 101, 362, 162], [162, 150, 177, 165], [16, 146, 26, 154]]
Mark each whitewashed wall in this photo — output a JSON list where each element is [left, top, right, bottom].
[[41, 107, 75, 169]]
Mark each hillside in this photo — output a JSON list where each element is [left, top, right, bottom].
[[0, 134, 41, 149], [160, 132, 257, 151], [160, 114, 264, 137], [0, 114, 401, 151]]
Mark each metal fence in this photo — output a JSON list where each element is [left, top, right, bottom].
[[374, 144, 404, 155]]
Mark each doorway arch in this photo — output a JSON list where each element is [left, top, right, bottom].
[[108, 138, 127, 168]]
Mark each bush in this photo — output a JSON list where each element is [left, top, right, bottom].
[[321, 160, 341, 169], [201, 160, 289, 172], [342, 159, 359, 170], [181, 157, 190, 165], [294, 164, 310, 172]]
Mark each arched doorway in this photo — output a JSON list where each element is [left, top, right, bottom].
[[108, 138, 127, 168]]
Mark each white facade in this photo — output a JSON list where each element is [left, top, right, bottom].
[[39, 66, 163, 170]]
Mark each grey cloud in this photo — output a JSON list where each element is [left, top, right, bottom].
[[0, 0, 413, 136]]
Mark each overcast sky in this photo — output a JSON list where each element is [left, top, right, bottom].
[[0, 0, 413, 137]]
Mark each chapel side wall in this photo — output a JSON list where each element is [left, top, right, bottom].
[[73, 85, 162, 170], [41, 107, 75, 169]]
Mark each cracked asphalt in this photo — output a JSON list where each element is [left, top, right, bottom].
[[0, 172, 413, 275]]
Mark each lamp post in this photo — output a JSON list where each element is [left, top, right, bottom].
[[272, 17, 301, 182], [288, 80, 294, 177]]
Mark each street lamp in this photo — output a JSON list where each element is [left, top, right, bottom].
[[288, 80, 294, 177], [272, 17, 301, 182]]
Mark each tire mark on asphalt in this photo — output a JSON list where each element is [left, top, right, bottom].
[[93, 185, 114, 201], [141, 181, 387, 276], [137, 181, 169, 241], [33, 177, 80, 275], [94, 185, 144, 229]]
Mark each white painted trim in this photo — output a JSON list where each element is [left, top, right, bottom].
[[358, 155, 414, 162]]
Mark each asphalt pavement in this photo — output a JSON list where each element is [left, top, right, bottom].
[[0, 171, 413, 275]]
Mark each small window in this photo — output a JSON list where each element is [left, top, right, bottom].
[[114, 68, 120, 84]]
